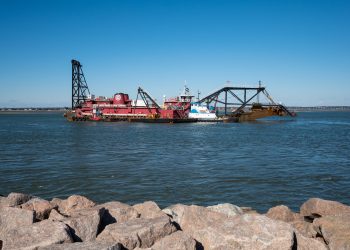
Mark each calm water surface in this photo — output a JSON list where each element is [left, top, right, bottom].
[[0, 112, 349, 212]]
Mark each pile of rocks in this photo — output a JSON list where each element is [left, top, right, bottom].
[[0, 193, 349, 249]]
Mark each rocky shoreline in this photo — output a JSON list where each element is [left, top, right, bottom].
[[1, 193, 349, 250]]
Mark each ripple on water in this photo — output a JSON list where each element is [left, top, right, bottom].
[[0, 112, 349, 212]]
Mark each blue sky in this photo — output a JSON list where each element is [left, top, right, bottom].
[[0, 0, 349, 107]]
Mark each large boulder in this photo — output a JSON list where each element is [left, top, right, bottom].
[[313, 214, 350, 250], [1, 220, 73, 249], [290, 219, 317, 238], [53, 195, 96, 215], [295, 232, 327, 250], [265, 205, 318, 239], [97, 201, 139, 229], [266, 205, 300, 222], [162, 204, 187, 223], [20, 197, 56, 221], [150, 231, 197, 250], [51, 197, 64, 208], [38, 242, 122, 250], [133, 201, 167, 219], [207, 203, 243, 217], [163, 204, 295, 250], [49, 209, 67, 221], [220, 213, 295, 249], [300, 198, 350, 218], [0, 207, 34, 234], [97, 216, 177, 249], [50, 207, 105, 242], [0, 192, 32, 207]]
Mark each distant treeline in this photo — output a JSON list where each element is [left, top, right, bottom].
[[0, 107, 69, 111]]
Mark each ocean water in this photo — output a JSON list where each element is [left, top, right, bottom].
[[0, 112, 349, 212]]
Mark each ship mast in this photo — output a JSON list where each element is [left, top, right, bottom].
[[71, 59, 90, 109], [197, 90, 201, 102]]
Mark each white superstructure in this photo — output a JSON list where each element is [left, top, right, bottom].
[[188, 102, 217, 120]]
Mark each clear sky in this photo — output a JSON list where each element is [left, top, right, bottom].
[[0, 0, 349, 107]]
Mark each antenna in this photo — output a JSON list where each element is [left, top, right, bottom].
[[182, 84, 190, 96], [197, 90, 201, 102]]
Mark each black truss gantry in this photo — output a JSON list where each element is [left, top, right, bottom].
[[198, 85, 267, 115], [198, 84, 295, 117], [71, 59, 90, 109]]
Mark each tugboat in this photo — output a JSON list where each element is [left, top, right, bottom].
[[188, 102, 218, 121]]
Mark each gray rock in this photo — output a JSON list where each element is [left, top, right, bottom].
[[150, 231, 197, 250], [290, 219, 317, 238], [133, 201, 167, 219], [97, 216, 177, 249], [20, 197, 56, 221], [265, 205, 301, 222], [50, 197, 64, 209], [265, 205, 318, 239], [49, 209, 67, 221], [1, 220, 73, 249], [313, 214, 350, 250], [97, 201, 139, 230], [51, 207, 105, 242], [162, 204, 187, 223], [0, 192, 32, 207], [295, 232, 327, 250], [207, 203, 243, 217], [55, 195, 96, 215], [164, 204, 295, 250], [38, 241, 122, 250], [300, 198, 350, 218], [0, 206, 34, 234]]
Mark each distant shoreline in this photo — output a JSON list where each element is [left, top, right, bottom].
[[287, 106, 350, 112], [0, 111, 66, 115], [0, 108, 67, 114], [1, 106, 350, 113]]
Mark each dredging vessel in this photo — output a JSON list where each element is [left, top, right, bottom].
[[65, 60, 295, 123], [66, 60, 198, 123]]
